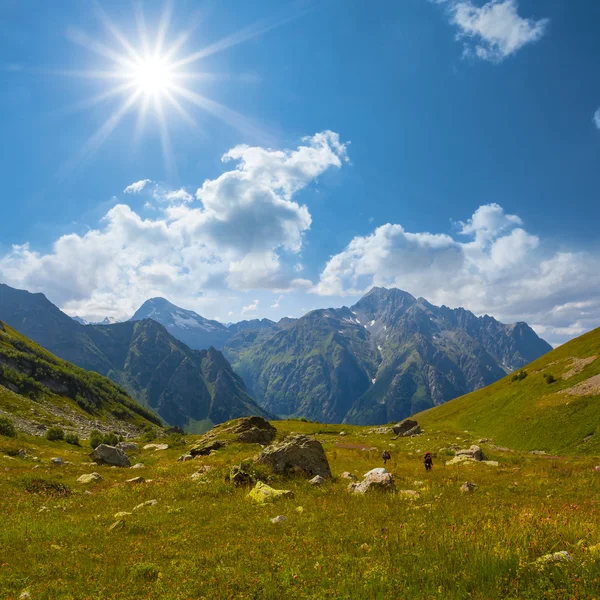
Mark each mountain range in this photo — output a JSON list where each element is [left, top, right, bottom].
[[0, 283, 268, 431], [126, 287, 552, 424], [0, 282, 553, 428]]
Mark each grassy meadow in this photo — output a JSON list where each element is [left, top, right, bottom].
[[2, 420, 600, 599]]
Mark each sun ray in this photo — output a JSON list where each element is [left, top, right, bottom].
[[66, 27, 137, 70], [54, 81, 138, 117], [60, 90, 142, 179], [154, 96, 177, 181], [154, 0, 174, 59], [171, 15, 294, 70], [92, 0, 143, 64], [163, 89, 196, 127], [133, 1, 152, 59], [168, 83, 270, 142]]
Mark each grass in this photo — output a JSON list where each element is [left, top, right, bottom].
[[417, 327, 600, 456], [2, 420, 600, 599]]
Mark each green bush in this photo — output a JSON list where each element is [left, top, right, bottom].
[[511, 370, 528, 382], [0, 416, 16, 438], [90, 430, 103, 449], [167, 433, 186, 447], [45, 426, 64, 441], [141, 429, 156, 443], [23, 478, 71, 496], [544, 373, 557, 384], [102, 432, 119, 446], [65, 432, 80, 446]]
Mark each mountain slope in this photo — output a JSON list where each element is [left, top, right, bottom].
[[0, 284, 268, 431], [0, 320, 161, 436], [223, 287, 552, 424], [416, 327, 600, 455], [130, 297, 231, 350], [344, 287, 552, 424], [224, 307, 380, 422]]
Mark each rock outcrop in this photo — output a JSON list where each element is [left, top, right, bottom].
[[255, 435, 331, 478], [90, 444, 130, 467]]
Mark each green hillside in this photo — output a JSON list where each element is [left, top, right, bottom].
[[0, 320, 161, 436], [417, 327, 600, 455]]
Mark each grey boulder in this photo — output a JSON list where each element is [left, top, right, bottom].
[[90, 444, 130, 467]]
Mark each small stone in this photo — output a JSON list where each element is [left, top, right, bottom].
[[535, 551, 573, 565], [340, 472, 357, 481], [460, 481, 476, 494], [77, 473, 103, 484], [178, 454, 193, 462], [131, 463, 145, 469], [133, 499, 158, 511], [19, 591, 31, 600], [594, 466, 600, 473], [126, 476, 145, 484], [309, 475, 326, 486], [270, 515, 287, 524], [339, 431, 346, 436], [116, 442, 139, 453], [51, 457, 63, 465], [32, 457, 40, 462]]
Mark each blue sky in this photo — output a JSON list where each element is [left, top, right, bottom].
[[1, 0, 599, 345]]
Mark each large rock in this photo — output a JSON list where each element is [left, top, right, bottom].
[[89, 444, 130, 467], [255, 434, 331, 478], [348, 468, 395, 494], [229, 416, 277, 445], [455, 445, 486, 461], [247, 481, 294, 504], [189, 439, 226, 457], [392, 420, 421, 437]]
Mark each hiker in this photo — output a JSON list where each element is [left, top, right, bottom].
[[424, 452, 433, 471], [382, 450, 391, 465]]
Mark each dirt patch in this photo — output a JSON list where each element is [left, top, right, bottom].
[[561, 374, 600, 397], [336, 442, 376, 450], [563, 356, 597, 379]]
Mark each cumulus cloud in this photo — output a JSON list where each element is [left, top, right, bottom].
[[124, 179, 152, 194], [0, 131, 347, 321], [315, 203, 600, 345], [154, 187, 194, 203], [440, 0, 549, 62], [242, 299, 259, 315]]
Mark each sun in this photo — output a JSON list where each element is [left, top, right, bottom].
[[129, 57, 175, 96], [60, 3, 290, 177]]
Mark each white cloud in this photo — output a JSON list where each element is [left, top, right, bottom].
[[271, 294, 284, 309], [157, 188, 194, 203], [315, 203, 600, 346], [124, 179, 152, 194], [594, 108, 600, 130], [0, 131, 347, 321], [242, 299, 259, 315], [443, 0, 549, 62]]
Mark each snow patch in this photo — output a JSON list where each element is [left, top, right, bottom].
[[370, 320, 376, 326]]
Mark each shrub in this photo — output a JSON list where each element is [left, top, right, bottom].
[[544, 373, 557, 384], [167, 433, 186, 447], [45, 426, 65, 441], [141, 429, 156, 443], [90, 430, 103, 449], [0, 416, 16, 438], [65, 432, 80, 446], [102, 432, 119, 447], [511, 370, 528, 382]]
